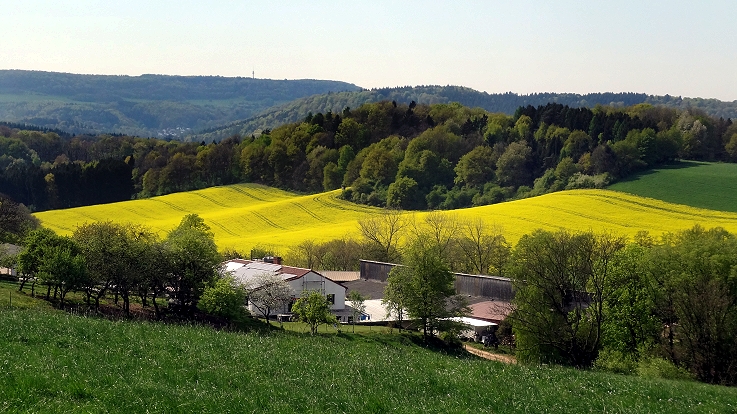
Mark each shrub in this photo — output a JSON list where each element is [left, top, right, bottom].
[[565, 172, 611, 189], [594, 349, 637, 375], [198, 276, 247, 320], [636, 357, 695, 381]]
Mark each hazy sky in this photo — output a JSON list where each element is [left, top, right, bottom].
[[3, 1, 736, 100]]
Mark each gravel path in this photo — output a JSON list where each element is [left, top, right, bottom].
[[463, 343, 517, 364]]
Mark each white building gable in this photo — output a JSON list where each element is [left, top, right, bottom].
[[222, 259, 347, 312]]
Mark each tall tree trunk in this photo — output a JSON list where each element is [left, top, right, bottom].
[[151, 292, 160, 319]]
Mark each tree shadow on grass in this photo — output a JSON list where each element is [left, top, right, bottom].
[[611, 160, 703, 184]]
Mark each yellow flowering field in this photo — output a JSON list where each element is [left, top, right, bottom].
[[35, 184, 379, 251], [35, 185, 737, 252], [451, 189, 737, 242]]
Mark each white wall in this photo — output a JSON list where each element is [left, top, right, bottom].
[[288, 271, 346, 310], [247, 271, 346, 317]]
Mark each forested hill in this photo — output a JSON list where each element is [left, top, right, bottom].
[[188, 86, 737, 142], [0, 70, 360, 138], [2, 99, 735, 213]]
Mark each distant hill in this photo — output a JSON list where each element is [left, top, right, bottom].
[[0, 70, 361, 137], [188, 86, 737, 142]]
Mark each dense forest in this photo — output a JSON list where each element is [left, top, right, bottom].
[[1, 100, 735, 214], [189, 87, 737, 142], [0, 70, 360, 137]]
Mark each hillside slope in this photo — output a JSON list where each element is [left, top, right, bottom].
[[0, 70, 360, 137], [2, 309, 734, 413], [609, 161, 737, 213], [34, 184, 737, 253]]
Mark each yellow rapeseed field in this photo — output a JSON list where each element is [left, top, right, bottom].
[[35, 184, 737, 252]]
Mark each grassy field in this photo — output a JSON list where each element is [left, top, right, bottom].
[[0, 280, 52, 310], [609, 161, 737, 213], [35, 183, 737, 253], [1, 309, 735, 413]]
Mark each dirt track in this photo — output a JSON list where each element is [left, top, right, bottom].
[[463, 344, 517, 364]]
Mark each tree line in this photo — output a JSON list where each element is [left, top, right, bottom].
[[2, 100, 735, 213], [14, 215, 221, 317], [191, 88, 737, 143], [510, 226, 737, 386]]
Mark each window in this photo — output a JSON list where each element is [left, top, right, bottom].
[[326, 294, 335, 305]]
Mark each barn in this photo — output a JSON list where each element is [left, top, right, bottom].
[[223, 258, 349, 320]]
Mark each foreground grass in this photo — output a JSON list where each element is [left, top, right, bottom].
[[609, 161, 737, 213], [36, 183, 737, 253], [1, 310, 735, 413]]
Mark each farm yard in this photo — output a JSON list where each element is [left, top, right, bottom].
[[35, 182, 737, 253]]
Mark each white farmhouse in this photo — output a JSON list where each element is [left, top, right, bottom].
[[222, 258, 349, 320]]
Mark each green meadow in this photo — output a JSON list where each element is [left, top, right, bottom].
[[1, 307, 735, 413], [609, 161, 737, 213]]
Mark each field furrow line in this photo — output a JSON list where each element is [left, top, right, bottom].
[[191, 192, 231, 208], [227, 185, 266, 202], [252, 211, 286, 230], [583, 192, 737, 220], [209, 220, 239, 237], [292, 202, 324, 222], [149, 199, 189, 213]]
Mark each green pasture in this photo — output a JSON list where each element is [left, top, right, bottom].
[[1, 309, 735, 413], [609, 161, 737, 212]]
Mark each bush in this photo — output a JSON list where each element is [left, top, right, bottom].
[[594, 349, 637, 375], [565, 172, 611, 189], [198, 276, 247, 320], [636, 357, 694, 381]]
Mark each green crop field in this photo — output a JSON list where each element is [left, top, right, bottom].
[[35, 183, 737, 252], [609, 161, 737, 213], [1, 308, 735, 413]]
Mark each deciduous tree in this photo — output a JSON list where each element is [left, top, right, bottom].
[[347, 290, 368, 333], [510, 230, 625, 367], [384, 236, 468, 339], [245, 272, 294, 321], [292, 290, 336, 335], [358, 209, 408, 263]]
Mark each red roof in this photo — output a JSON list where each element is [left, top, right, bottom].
[[469, 300, 513, 323]]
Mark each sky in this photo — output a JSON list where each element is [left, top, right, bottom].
[[2, 0, 737, 101]]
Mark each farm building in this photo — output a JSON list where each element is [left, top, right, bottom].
[[359, 259, 514, 301], [449, 317, 499, 342], [468, 300, 513, 324], [0, 243, 21, 277], [348, 260, 514, 327], [222, 258, 350, 320]]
